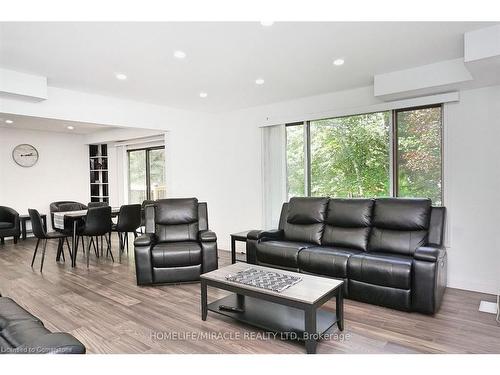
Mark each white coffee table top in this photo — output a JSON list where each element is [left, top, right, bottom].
[[201, 263, 343, 305]]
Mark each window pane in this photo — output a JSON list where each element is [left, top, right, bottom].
[[149, 148, 167, 200], [310, 112, 390, 198], [128, 150, 147, 204], [397, 106, 442, 205], [286, 124, 305, 198]]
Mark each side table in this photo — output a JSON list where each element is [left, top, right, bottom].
[[230, 230, 251, 264], [19, 214, 48, 240]]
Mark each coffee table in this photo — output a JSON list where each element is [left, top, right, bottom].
[[200, 263, 344, 354]]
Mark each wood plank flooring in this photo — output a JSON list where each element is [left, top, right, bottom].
[[1, 236, 499, 354]]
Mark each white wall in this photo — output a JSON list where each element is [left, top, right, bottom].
[[444, 85, 500, 294], [0, 127, 89, 231]]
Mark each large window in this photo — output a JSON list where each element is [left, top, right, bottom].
[[395, 106, 442, 205], [286, 105, 443, 205], [128, 147, 166, 203]]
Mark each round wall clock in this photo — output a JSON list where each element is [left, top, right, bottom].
[[12, 144, 39, 167]]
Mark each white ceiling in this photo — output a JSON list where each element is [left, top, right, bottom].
[[0, 22, 497, 113], [0, 113, 119, 134]]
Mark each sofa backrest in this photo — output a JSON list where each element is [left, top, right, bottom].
[[322, 198, 374, 251], [154, 198, 200, 242], [283, 197, 328, 245], [368, 198, 432, 255]]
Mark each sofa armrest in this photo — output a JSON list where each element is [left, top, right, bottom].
[[14, 332, 86, 354], [414, 245, 446, 262], [247, 229, 284, 241], [134, 233, 158, 247], [199, 230, 217, 242]]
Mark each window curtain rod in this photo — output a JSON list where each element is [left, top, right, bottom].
[[260, 92, 459, 128]]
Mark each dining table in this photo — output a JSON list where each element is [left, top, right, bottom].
[[53, 207, 120, 267]]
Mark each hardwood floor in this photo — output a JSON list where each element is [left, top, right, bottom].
[[1, 236, 499, 354]]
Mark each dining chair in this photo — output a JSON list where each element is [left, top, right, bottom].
[[112, 204, 141, 261], [78, 206, 113, 268], [28, 208, 72, 272], [140, 200, 155, 234], [87, 202, 110, 255], [87, 202, 109, 208]]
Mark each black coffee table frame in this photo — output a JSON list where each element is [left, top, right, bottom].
[[200, 277, 343, 354]]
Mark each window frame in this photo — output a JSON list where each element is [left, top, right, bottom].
[[127, 145, 165, 202], [285, 104, 443, 204], [393, 103, 444, 205]]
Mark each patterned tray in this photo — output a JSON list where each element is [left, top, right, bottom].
[[225, 268, 302, 293]]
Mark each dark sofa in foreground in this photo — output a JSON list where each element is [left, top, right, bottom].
[[247, 197, 446, 314], [0, 294, 86, 354]]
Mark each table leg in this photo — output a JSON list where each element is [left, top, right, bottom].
[[72, 220, 77, 267], [336, 287, 344, 331], [231, 236, 236, 264], [304, 307, 317, 354], [201, 279, 208, 321], [21, 219, 27, 240]]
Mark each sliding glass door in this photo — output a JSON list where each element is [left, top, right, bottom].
[[128, 147, 166, 203]]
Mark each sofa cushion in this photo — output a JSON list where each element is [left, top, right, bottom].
[[256, 240, 314, 269], [0, 222, 14, 229], [348, 252, 413, 289], [1, 320, 50, 348], [0, 297, 41, 329], [286, 197, 329, 224], [325, 198, 374, 227], [369, 228, 428, 255], [321, 199, 374, 251], [298, 246, 361, 278], [155, 198, 198, 225], [283, 197, 328, 245], [368, 198, 431, 255], [151, 241, 202, 268], [372, 198, 431, 230]]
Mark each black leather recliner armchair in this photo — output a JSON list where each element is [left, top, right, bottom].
[[0, 206, 20, 244], [247, 197, 447, 314], [134, 198, 218, 285], [0, 294, 86, 354]]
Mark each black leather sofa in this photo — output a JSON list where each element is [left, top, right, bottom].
[[134, 198, 218, 285], [0, 294, 86, 354], [0, 206, 21, 244], [247, 197, 446, 314]]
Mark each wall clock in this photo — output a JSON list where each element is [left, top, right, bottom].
[[12, 144, 39, 167]]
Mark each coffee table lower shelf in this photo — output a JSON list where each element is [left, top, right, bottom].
[[207, 293, 338, 341]]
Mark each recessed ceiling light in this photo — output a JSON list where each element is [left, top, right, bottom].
[[199, 92, 208, 98], [333, 58, 345, 66], [255, 78, 265, 85], [115, 73, 127, 80], [5, 120, 14, 124], [67, 126, 75, 130], [260, 21, 274, 27], [174, 50, 186, 59]]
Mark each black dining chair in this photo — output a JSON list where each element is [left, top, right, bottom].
[[87, 202, 109, 208], [78, 206, 113, 268], [28, 209, 72, 272], [139, 200, 155, 234], [87, 202, 110, 255], [112, 204, 141, 261]]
